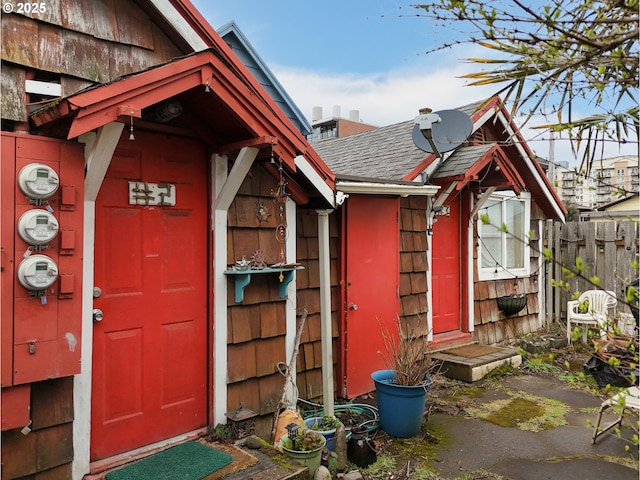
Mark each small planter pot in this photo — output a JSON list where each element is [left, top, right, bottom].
[[371, 369, 432, 438], [303, 417, 337, 451], [279, 433, 326, 479]]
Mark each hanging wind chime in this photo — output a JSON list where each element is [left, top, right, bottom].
[[272, 151, 289, 282]]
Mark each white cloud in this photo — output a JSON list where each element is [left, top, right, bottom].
[[272, 61, 497, 127]]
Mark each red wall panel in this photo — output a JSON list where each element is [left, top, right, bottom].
[[1, 133, 84, 387], [0, 384, 30, 430]]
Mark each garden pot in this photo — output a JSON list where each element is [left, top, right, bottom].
[[371, 369, 432, 438], [496, 294, 528, 316], [303, 417, 337, 451], [279, 433, 326, 479]]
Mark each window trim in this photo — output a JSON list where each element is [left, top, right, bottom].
[[477, 191, 531, 281]]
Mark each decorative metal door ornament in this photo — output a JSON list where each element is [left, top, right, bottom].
[[128, 182, 176, 206], [254, 201, 271, 222]]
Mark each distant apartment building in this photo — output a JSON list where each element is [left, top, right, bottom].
[[551, 155, 640, 209], [307, 106, 377, 142]]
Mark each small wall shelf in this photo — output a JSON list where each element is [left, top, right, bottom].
[[224, 266, 304, 302]]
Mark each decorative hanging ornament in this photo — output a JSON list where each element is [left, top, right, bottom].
[[272, 152, 289, 268]]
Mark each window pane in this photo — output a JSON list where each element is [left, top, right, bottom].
[[480, 202, 503, 268], [482, 237, 502, 267], [505, 199, 524, 268]]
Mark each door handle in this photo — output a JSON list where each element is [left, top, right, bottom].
[[93, 309, 104, 323], [349, 303, 358, 310]]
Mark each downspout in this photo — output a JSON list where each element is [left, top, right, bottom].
[[316, 209, 334, 416]]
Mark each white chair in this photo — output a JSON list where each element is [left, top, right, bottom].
[[592, 386, 640, 444], [566, 290, 617, 343]]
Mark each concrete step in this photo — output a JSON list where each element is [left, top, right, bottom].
[[432, 344, 522, 382]]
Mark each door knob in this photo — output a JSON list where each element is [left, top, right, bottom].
[[349, 303, 358, 310], [93, 308, 104, 323]]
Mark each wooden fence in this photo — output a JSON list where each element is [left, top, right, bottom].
[[544, 220, 639, 322]]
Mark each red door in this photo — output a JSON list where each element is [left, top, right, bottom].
[[431, 197, 461, 333], [342, 196, 399, 398], [91, 132, 208, 460]]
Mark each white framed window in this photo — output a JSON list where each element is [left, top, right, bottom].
[[477, 191, 531, 280]]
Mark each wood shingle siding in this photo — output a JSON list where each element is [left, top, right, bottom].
[[1, 1, 182, 122], [399, 197, 430, 337]]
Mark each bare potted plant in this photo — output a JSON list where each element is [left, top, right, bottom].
[[371, 315, 438, 437]]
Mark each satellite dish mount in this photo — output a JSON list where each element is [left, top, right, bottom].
[[412, 108, 473, 158], [414, 108, 443, 158]]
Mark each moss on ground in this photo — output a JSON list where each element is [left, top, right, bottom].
[[465, 390, 568, 431]]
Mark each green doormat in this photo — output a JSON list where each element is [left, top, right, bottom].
[[106, 441, 234, 480]]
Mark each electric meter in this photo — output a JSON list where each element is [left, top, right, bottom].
[[18, 210, 59, 245], [17, 254, 58, 291], [18, 163, 60, 200]]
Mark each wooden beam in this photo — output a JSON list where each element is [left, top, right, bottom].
[[469, 186, 497, 219], [433, 182, 457, 209], [81, 122, 124, 201], [213, 146, 258, 212], [217, 136, 277, 154]]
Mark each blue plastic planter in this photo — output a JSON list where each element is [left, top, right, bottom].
[[371, 369, 432, 438], [304, 417, 337, 451]]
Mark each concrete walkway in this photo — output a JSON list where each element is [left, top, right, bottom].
[[426, 374, 639, 480]]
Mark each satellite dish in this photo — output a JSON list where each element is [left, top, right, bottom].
[[412, 109, 473, 155]]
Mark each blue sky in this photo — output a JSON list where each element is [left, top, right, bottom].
[[192, 1, 636, 163]]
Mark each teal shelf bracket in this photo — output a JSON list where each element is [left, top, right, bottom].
[[224, 266, 304, 303]]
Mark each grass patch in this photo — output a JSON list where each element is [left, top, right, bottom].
[[522, 356, 560, 375], [362, 452, 397, 479]]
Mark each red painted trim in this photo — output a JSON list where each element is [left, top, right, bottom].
[[34, 50, 334, 191], [470, 97, 566, 216], [45, 50, 334, 192], [404, 153, 436, 181], [1, 134, 16, 386], [430, 331, 473, 350]]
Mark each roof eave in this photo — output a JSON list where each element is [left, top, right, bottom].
[[336, 180, 439, 197]]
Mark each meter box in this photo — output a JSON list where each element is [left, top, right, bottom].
[[17, 255, 59, 291], [18, 210, 59, 246], [18, 163, 60, 201], [1, 133, 85, 386]]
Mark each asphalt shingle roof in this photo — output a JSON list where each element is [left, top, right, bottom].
[[432, 144, 496, 179], [312, 120, 427, 181], [312, 101, 486, 182]]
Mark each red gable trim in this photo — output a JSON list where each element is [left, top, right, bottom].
[[472, 97, 565, 216], [32, 50, 334, 190], [434, 145, 527, 192], [165, 1, 335, 180]]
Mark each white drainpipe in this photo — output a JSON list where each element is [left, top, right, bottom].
[[316, 209, 334, 416]]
